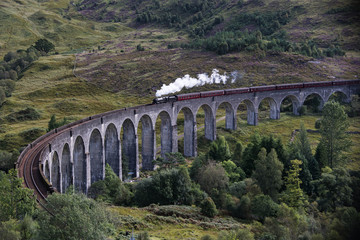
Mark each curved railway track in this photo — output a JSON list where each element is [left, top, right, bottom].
[[18, 135, 55, 203]]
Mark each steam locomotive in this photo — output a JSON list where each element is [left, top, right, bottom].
[[152, 79, 360, 104]]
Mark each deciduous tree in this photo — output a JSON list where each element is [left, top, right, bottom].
[[0, 169, 36, 221], [312, 167, 352, 211], [37, 192, 113, 240], [34, 39, 55, 53]]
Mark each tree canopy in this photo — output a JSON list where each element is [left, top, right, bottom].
[[36, 192, 113, 240], [0, 169, 36, 222], [34, 39, 55, 53], [319, 101, 351, 168], [253, 148, 284, 200]]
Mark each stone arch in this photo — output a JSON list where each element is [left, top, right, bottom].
[[61, 143, 72, 193], [73, 136, 87, 193], [139, 115, 155, 170], [303, 93, 325, 112], [89, 129, 103, 184], [178, 107, 195, 157], [216, 101, 235, 130], [326, 90, 351, 103], [258, 97, 279, 120], [197, 104, 215, 141], [44, 160, 50, 181], [236, 99, 256, 125], [122, 119, 137, 178], [51, 151, 60, 192], [157, 111, 173, 158], [280, 95, 301, 115], [105, 123, 120, 177]]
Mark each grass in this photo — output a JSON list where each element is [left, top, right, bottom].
[[107, 205, 244, 239], [0, 54, 150, 144]]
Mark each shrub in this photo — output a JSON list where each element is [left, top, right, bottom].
[[315, 119, 322, 129], [200, 197, 218, 218], [6, 107, 41, 122], [88, 164, 132, 205], [19, 128, 45, 142], [251, 194, 279, 222], [137, 231, 150, 240], [47, 114, 70, 132], [218, 228, 254, 240], [0, 150, 13, 171], [0, 79, 16, 97], [135, 167, 198, 206], [36, 192, 113, 240], [136, 44, 145, 51], [0, 87, 5, 105], [34, 39, 55, 53], [298, 105, 307, 116]]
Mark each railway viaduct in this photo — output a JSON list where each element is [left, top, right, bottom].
[[18, 82, 360, 195]]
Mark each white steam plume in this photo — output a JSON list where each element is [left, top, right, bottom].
[[156, 69, 238, 97]]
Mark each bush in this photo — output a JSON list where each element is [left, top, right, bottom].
[[136, 44, 145, 51], [218, 228, 254, 240], [0, 87, 5, 105], [315, 119, 322, 129], [0, 150, 13, 171], [135, 167, 199, 206], [200, 197, 218, 218], [0, 79, 16, 97], [88, 164, 132, 205], [19, 128, 45, 142], [6, 107, 41, 122], [251, 194, 279, 222], [34, 39, 55, 53], [137, 231, 150, 240], [36, 192, 113, 240], [298, 105, 307, 116], [47, 114, 70, 132]]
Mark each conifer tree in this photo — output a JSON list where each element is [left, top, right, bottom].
[[242, 133, 261, 176], [253, 148, 284, 200], [280, 159, 307, 208], [208, 136, 231, 162], [231, 141, 243, 167], [320, 101, 351, 168]]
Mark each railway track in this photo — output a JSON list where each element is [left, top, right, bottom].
[[17, 136, 53, 203]]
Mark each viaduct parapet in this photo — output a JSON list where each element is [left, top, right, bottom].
[[19, 81, 360, 195]]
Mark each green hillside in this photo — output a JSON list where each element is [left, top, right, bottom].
[[1, 1, 360, 239]]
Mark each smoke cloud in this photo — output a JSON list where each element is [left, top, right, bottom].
[[156, 69, 238, 97]]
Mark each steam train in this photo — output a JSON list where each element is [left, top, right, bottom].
[[152, 79, 360, 104]]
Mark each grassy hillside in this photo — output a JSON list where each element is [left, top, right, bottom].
[[0, 0, 131, 55], [0, 1, 359, 238]]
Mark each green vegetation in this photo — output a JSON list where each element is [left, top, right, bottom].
[[0, 169, 36, 221], [34, 39, 55, 54], [47, 114, 69, 132], [0, 0, 359, 238], [36, 192, 114, 240], [319, 101, 351, 168], [253, 148, 283, 200], [280, 159, 307, 208]]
